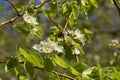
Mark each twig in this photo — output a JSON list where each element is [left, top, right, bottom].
[[52, 71, 74, 80], [34, 0, 52, 9], [113, 0, 120, 16], [7, 0, 20, 16], [63, 12, 73, 32], [0, 14, 23, 28], [48, 16, 63, 30], [0, 0, 52, 28], [0, 60, 74, 80]]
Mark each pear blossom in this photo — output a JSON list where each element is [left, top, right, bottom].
[[109, 39, 119, 47], [72, 47, 80, 55], [74, 29, 85, 44], [23, 13, 39, 25], [33, 39, 63, 53], [67, 29, 85, 44]]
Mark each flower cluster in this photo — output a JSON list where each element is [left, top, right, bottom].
[[33, 39, 63, 53], [109, 39, 119, 47], [68, 29, 85, 44], [23, 13, 39, 25]]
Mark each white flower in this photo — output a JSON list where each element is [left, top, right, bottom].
[[67, 29, 85, 45], [33, 39, 63, 53], [74, 29, 85, 44], [23, 13, 39, 25], [72, 47, 80, 55], [109, 39, 119, 47]]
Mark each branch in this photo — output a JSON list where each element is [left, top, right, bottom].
[[48, 16, 63, 30], [7, 0, 20, 16], [113, 0, 120, 16], [0, 0, 52, 28], [34, 0, 52, 9], [0, 60, 74, 80], [0, 14, 23, 28], [63, 12, 73, 32]]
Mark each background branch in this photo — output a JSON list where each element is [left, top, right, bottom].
[[113, 0, 120, 16], [7, 0, 20, 16], [48, 16, 63, 30], [0, 0, 52, 28]]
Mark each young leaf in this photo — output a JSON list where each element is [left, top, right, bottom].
[[5, 58, 18, 72], [13, 23, 29, 36], [53, 55, 68, 68], [19, 47, 29, 58], [111, 71, 120, 80], [69, 15, 76, 27], [15, 62, 21, 78], [28, 53, 44, 68], [72, 5, 79, 19], [90, 0, 98, 8], [69, 66, 80, 76], [24, 61, 34, 77], [44, 58, 54, 72]]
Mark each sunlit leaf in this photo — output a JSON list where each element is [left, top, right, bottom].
[[90, 0, 98, 8], [53, 55, 68, 68], [111, 71, 120, 80], [69, 66, 80, 75], [19, 47, 29, 58], [28, 53, 44, 68], [72, 5, 79, 19]]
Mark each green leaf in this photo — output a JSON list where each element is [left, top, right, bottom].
[[19, 48, 44, 67], [69, 66, 80, 75], [69, 15, 76, 27], [73, 62, 89, 73], [24, 61, 34, 77], [90, 0, 98, 8], [15, 62, 21, 78], [83, 28, 93, 34], [19, 47, 29, 58], [27, 7, 34, 15], [28, 53, 44, 68], [13, 23, 29, 36], [53, 55, 68, 68], [44, 58, 54, 72], [17, 5, 28, 11], [5, 58, 18, 72], [49, 0, 57, 16], [45, 75, 60, 80], [0, 5, 4, 10], [64, 43, 74, 60], [111, 71, 120, 80], [72, 5, 79, 19]]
